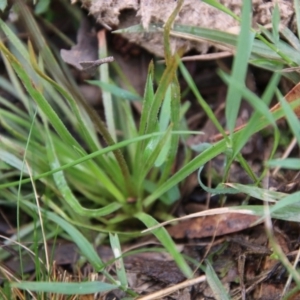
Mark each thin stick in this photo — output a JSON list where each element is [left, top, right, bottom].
[[137, 275, 206, 300]]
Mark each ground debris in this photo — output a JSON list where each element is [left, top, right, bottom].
[[168, 213, 261, 239], [124, 257, 187, 285], [76, 0, 295, 57]]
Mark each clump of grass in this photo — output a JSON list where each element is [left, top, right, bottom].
[[0, 1, 192, 229], [114, 0, 300, 296], [0, 0, 193, 296], [2, 0, 300, 298]]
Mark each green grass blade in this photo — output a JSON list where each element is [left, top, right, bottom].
[[0, 42, 82, 151], [219, 71, 277, 128], [225, 0, 254, 134], [0, 150, 29, 174], [139, 62, 154, 136], [225, 183, 286, 202], [179, 61, 228, 139], [232, 72, 281, 156], [0, 1, 7, 11], [267, 158, 300, 169], [163, 0, 184, 61], [19, 201, 121, 284], [218, 70, 280, 162], [109, 233, 128, 287], [236, 202, 300, 223], [205, 260, 230, 300], [28, 42, 101, 152], [146, 61, 178, 134], [202, 0, 240, 21], [0, 50, 33, 113], [280, 26, 300, 52], [37, 207, 104, 271], [272, 2, 280, 46], [134, 62, 155, 183], [135, 212, 192, 278], [276, 89, 300, 145], [0, 19, 29, 61], [158, 79, 181, 185], [154, 84, 172, 167], [145, 8, 181, 137], [11, 281, 118, 295], [99, 33, 116, 141], [138, 127, 173, 190], [270, 192, 300, 222]]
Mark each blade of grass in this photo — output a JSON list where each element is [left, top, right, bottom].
[[202, 0, 297, 67], [272, 2, 280, 46], [138, 62, 155, 136], [237, 204, 300, 223], [179, 60, 228, 141], [276, 89, 300, 145], [146, 58, 178, 135], [134, 62, 155, 186], [158, 79, 181, 185], [20, 200, 112, 277], [137, 126, 173, 192], [202, 0, 240, 22], [145, 0, 184, 136], [157, 0, 183, 180], [98, 30, 116, 141], [11, 281, 118, 295], [267, 158, 300, 169], [205, 260, 230, 300], [0, 41, 82, 151], [163, 0, 184, 62], [219, 71, 277, 128], [0, 48, 33, 113], [1, 23, 130, 197], [225, 183, 286, 202], [135, 212, 192, 278], [116, 101, 138, 170], [109, 233, 128, 287], [225, 0, 254, 135], [280, 26, 300, 52], [232, 72, 281, 155]]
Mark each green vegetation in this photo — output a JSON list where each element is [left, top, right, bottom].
[[1, 0, 300, 298]]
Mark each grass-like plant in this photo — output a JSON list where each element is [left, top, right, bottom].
[[117, 1, 300, 211], [2, 0, 300, 297], [105, 0, 300, 296], [0, 1, 192, 227], [0, 0, 194, 296]]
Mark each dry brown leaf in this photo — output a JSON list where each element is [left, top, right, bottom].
[[168, 213, 260, 239], [60, 18, 98, 70]]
